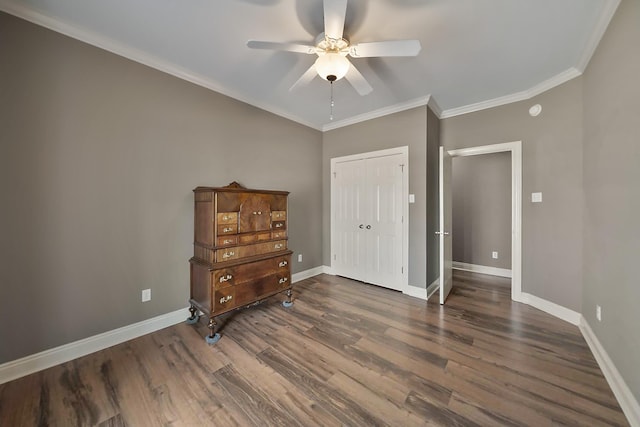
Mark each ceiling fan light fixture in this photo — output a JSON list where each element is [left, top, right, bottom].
[[314, 52, 350, 82]]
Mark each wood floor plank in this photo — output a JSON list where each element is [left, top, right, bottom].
[[0, 271, 629, 426]]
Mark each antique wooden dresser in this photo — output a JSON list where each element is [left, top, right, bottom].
[[187, 182, 293, 343]]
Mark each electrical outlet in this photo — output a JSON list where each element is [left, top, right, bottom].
[[142, 289, 151, 302], [492, 251, 498, 259], [596, 305, 602, 322], [298, 254, 303, 262]]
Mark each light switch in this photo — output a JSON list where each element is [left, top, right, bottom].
[[531, 192, 542, 203], [409, 194, 415, 203]]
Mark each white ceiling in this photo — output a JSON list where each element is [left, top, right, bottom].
[[0, 0, 619, 130]]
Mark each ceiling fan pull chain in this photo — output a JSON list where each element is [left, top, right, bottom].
[[329, 81, 334, 121]]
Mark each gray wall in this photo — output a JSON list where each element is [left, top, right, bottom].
[[322, 106, 432, 289], [452, 152, 511, 269], [441, 78, 584, 312], [0, 13, 323, 364], [582, 0, 640, 400]]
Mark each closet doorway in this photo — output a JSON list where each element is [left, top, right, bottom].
[[331, 147, 409, 292], [447, 141, 522, 301]]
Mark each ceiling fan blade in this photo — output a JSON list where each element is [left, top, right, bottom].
[[289, 64, 318, 91], [344, 61, 372, 96], [349, 40, 422, 58], [323, 0, 347, 40], [247, 40, 316, 54]]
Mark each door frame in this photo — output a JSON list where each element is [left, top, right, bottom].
[[330, 146, 409, 293], [447, 141, 522, 302]]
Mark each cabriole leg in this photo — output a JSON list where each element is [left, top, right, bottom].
[[205, 318, 221, 344], [186, 305, 199, 324], [282, 288, 293, 308]]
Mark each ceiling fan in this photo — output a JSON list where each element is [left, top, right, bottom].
[[247, 0, 421, 96]]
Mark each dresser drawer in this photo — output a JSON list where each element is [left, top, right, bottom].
[[238, 231, 271, 244], [215, 240, 288, 262], [217, 235, 238, 247], [217, 224, 237, 235], [213, 287, 236, 312], [234, 273, 291, 307], [271, 211, 286, 221], [271, 221, 286, 230], [212, 255, 291, 289], [217, 212, 238, 225], [271, 230, 287, 239]]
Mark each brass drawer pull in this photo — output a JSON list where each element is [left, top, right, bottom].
[[219, 295, 233, 304], [222, 251, 235, 259], [279, 277, 288, 284], [275, 223, 283, 228], [222, 215, 229, 220], [223, 227, 233, 232], [278, 261, 288, 267], [219, 274, 233, 283], [223, 239, 233, 244], [274, 243, 283, 249], [252, 211, 262, 215]]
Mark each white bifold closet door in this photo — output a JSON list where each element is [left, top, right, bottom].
[[333, 153, 404, 291]]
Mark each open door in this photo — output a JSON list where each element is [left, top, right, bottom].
[[438, 146, 453, 304]]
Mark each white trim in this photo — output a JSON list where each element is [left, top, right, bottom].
[[322, 265, 336, 275], [452, 261, 512, 278], [0, 308, 187, 385], [330, 146, 409, 295], [403, 285, 427, 300], [580, 318, 640, 427], [322, 96, 430, 131], [447, 141, 522, 303], [517, 293, 581, 325], [440, 68, 581, 119], [426, 277, 440, 299], [291, 266, 324, 283], [576, 0, 621, 71], [0, 2, 321, 131]]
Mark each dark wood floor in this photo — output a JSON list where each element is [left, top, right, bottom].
[[0, 271, 628, 426]]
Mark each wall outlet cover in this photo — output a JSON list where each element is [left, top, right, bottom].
[[531, 192, 542, 203], [142, 289, 151, 302], [492, 251, 498, 259]]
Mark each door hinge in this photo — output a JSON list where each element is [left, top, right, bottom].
[[400, 164, 405, 172], [402, 266, 404, 274], [333, 172, 336, 178]]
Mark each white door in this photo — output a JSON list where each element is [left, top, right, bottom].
[[333, 159, 367, 282], [333, 152, 405, 291], [365, 154, 404, 289], [439, 146, 453, 304]]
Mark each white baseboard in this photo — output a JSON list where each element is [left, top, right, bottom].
[[322, 265, 336, 275], [0, 266, 327, 385], [426, 277, 440, 299], [580, 318, 640, 427], [518, 292, 581, 325], [291, 266, 324, 283], [403, 285, 427, 300], [453, 261, 512, 278], [0, 307, 187, 385]]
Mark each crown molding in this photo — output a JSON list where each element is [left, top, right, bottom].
[[440, 67, 582, 119], [322, 95, 431, 131], [0, 1, 322, 131], [0, 0, 621, 129], [576, 0, 621, 71], [426, 96, 443, 118]]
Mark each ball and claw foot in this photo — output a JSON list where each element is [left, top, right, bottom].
[[185, 315, 199, 325], [205, 333, 221, 344]]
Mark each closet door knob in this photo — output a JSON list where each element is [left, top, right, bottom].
[[366, 225, 371, 229], [359, 224, 364, 229]]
